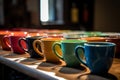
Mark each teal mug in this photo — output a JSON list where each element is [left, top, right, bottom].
[[75, 42, 116, 74], [52, 39, 87, 67]]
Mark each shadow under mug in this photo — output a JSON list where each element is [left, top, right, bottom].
[[75, 42, 116, 74], [18, 36, 44, 58]]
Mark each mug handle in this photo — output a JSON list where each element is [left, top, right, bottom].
[[75, 45, 87, 66], [33, 40, 44, 57], [18, 38, 28, 52], [52, 42, 64, 60], [3, 35, 11, 48]]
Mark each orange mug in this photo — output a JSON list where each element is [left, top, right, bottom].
[[80, 37, 106, 42]]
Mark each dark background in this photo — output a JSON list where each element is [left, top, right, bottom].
[[0, 0, 120, 32]]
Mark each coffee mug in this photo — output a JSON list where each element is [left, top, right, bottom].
[[33, 37, 64, 63], [52, 39, 87, 67], [84, 31, 103, 37], [75, 42, 116, 74], [0, 30, 11, 50], [3, 32, 27, 54], [80, 37, 106, 42], [105, 36, 120, 58], [18, 36, 44, 58], [27, 32, 47, 37]]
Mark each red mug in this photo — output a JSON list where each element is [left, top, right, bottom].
[[0, 30, 11, 50], [3, 31, 28, 54]]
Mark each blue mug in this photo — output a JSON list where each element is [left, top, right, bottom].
[[75, 42, 116, 74]]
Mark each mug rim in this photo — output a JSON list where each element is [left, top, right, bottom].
[[85, 42, 116, 47]]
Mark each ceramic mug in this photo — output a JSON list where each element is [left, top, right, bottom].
[[80, 37, 106, 42], [18, 36, 44, 58], [33, 37, 64, 63], [105, 36, 120, 58], [0, 30, 11, 50], [75, 42, 116, 74], [52, 39, 87, 67], [3, 32, 28, 54], [84, 31, 103, 37]]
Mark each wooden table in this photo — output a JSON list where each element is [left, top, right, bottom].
[[0, 50, 120, 80]]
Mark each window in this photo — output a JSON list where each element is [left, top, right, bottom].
[[40, 0, 64, 25]]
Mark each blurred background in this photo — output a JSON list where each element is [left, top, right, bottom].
[[0, 0, 120, 32]]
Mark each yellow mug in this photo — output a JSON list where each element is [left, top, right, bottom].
[[33, 37, 64, 63]]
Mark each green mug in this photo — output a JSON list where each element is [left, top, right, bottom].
[[52, 39, 87, 67]]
